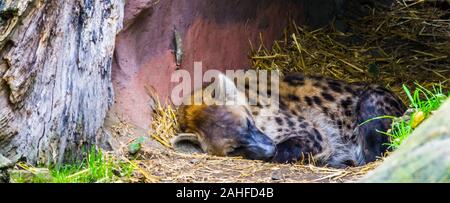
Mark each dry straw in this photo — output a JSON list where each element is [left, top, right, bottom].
[[251, 0, 449, 101]]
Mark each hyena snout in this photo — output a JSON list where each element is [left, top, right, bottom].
[[229, 127, 276, 161]]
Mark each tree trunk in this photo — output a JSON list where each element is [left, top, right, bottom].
[[361, 100, 450, 183], [0, 0, 124, 165]]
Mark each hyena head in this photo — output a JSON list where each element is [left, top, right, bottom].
[[175, 74, 276, 161]]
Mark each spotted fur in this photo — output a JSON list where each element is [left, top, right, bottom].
[[177, 72, 406, 168]]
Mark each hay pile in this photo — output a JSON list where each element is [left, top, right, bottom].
[[142, 85, 180, 149], [251, 0, 450, 101], [129, 148, 382, 183], [136, 0, 449, 183]]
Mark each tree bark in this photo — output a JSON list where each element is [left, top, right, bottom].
[[0, 0, 124, 165], [361, 100, 450, 183]]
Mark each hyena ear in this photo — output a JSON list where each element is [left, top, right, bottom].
[[217, 73, 247, 105], [171, 133, 205, 154]]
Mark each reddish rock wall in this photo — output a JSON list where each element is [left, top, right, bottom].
[[112, 0, 306, 129]]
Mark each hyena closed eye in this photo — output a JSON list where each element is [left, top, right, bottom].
[[174, 72, 405, 168]]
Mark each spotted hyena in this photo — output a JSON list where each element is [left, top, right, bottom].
[[174, 72, 405, 168]]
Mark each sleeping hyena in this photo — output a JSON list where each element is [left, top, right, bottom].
[[174, 72, 405, 168]]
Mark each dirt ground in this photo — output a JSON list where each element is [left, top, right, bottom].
[[127, 147, 382, 183]]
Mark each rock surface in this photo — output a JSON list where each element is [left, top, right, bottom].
[[0, 154, 12, 183], [0, 154, 12, 169]]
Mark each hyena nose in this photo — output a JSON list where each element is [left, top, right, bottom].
[[260, 143, 276, 161], [247, 126, 277, 160], [244, 139, 276, 161]]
